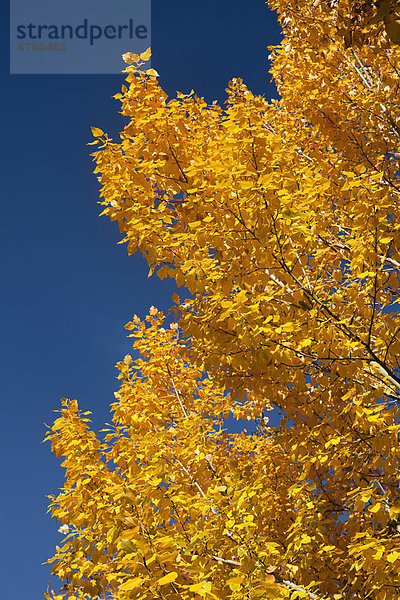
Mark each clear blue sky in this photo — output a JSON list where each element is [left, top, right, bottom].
[[1, 2, 280, 597]]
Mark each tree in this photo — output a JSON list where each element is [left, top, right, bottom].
[[46, 1, 400, 598]]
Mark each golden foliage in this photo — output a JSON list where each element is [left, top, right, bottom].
[[46, 0, 400, 598], [45, 312, 291, 599]]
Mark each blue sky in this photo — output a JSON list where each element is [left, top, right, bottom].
[[2, 2, 280, 597]]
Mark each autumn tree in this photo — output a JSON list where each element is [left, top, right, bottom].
[[46, 1, 400, 599]]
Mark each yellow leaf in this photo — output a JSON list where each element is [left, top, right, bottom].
[[140, 48, 152, 61], [119, 539, 136, 554], [124, 354, 133, 366], [227, 577, 244, 585], [119, 576, 145, 591], [189, 581, 212, 595], [146, 68, 159, 77], [91, 127, 104, 137], [158, 572, 178, 586], [387, 551, 400, 563], [122, 52, 140, 64], [227, 576, 244, 591], [236, 290, 247, 303]]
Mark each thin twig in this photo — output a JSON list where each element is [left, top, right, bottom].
[[166, 365, 189, 420]]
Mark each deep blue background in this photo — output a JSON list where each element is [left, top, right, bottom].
[[2, 1, 280, 597]]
